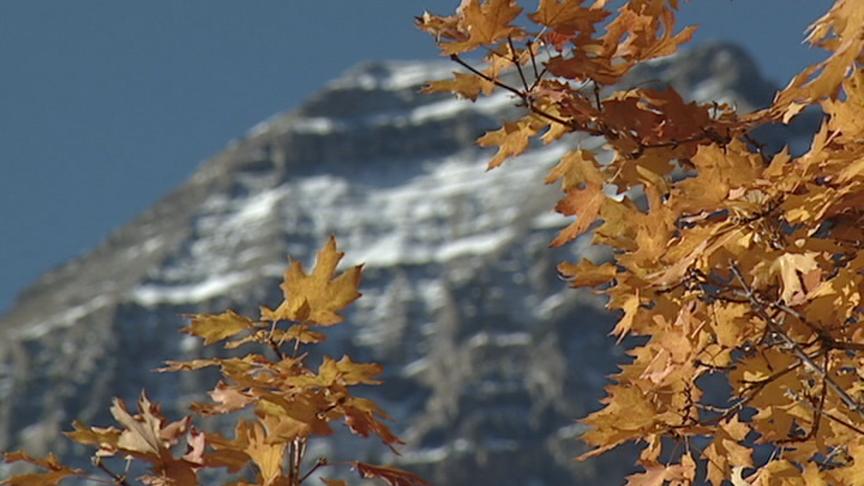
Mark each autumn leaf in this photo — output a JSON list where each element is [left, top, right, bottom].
[[765, 0, 864, 122], [702, 418, 753, 486], [241, 421, 286, 486], [477, 118, 538, 169], [418, 0, 864, 483], [354, 462, 429, 486], [624, 454, 696, 486], [262, 236, 362, 326], [529, 0, 609, 35], [107, 392, 196, 469], [319, 355, 383, 386], [181, 310, 254, 345], [64, 421, 121, 449], [768, 252, 820, 304], [557, 259, 617, 287], [1, 452, 84, 486], [549, 181, 605, 247], [440, 0, 523, 55], [422, 71, 493, 101]]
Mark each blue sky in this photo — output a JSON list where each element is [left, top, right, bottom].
[[0, 0, 831, 312]]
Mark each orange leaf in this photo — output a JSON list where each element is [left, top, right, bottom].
[[441, 0, 523, 55], [477, 119, 538, 169], [549, 182, 605, 247], [529, 0, 608, 35]]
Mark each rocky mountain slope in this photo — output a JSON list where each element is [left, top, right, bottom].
[[0, 43, 816, 484]]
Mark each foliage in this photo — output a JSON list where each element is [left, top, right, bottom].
[[2, 238, 427, 486], [419, 0, 864, 484]]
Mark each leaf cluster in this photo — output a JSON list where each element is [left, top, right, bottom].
[[2, 238, 427, 486], [419, 0, 864, 484]]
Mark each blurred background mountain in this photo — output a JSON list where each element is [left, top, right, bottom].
[[0, 0, 831, 313]]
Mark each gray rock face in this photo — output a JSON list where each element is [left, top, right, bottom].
[[0, 43, 809, 484]]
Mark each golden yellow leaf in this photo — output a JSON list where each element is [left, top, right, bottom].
[[477, 118, 538, 169], [549, 182, 605, 247], [242, 421, 286, 486], [770, 252, 820, 304], [265, 236, 362, 326], [422, 71, 493, 101], [557, 259, 617, 287], [181, 310, 254, 346]]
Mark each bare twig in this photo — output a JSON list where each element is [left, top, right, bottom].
[[300, 457, 330, 483], [92, 457, 130, 486], [508, 36, 531, 94]]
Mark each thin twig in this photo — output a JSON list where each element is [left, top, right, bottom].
[[299, 457, 330, 483], [92, 457, 130, 486], [527, 39, 539, 79], [824, 411, 864, 436], [508, 36, 530, 94], [593, 80, 602, 112]]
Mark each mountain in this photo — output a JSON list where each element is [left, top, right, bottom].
[[0, 43, 817, 484]]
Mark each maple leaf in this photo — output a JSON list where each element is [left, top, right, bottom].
[[240, 421, 286, 486], [422, 71, 493, 101], [702, 418, 753, 486], [477, 118, 538, 169], [341, 396, 403, 447], [111, 393, 186, 459], [319, 355, 383, 386], [1, 452, 84, 486], [529, 0, 609, 35], [64, 421, 121, 449], [262, 236, 362, 326], [545, 149, 605, 190], [549, 181, 605, 247], [557, 259, 617, 287], [768, 252, 820, 304], [354, 462, 429, 486], [624, 454, 695, 486], [440, 0, 523, 55], [191, 381, 255, 415], [766, 0, 864, 122], [181, 310, 254, 345]]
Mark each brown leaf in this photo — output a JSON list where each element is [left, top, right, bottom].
[[1, 452, 84, 486], [354, 462, 429, 486], [441, 0, 523, 55], [320, 480, 348, 486], [529, 0, 608, 35]]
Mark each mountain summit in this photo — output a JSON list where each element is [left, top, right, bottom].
[[0, 43, 810, 484]]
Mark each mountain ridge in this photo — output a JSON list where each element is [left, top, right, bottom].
[[0, 42, 817, 484]]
